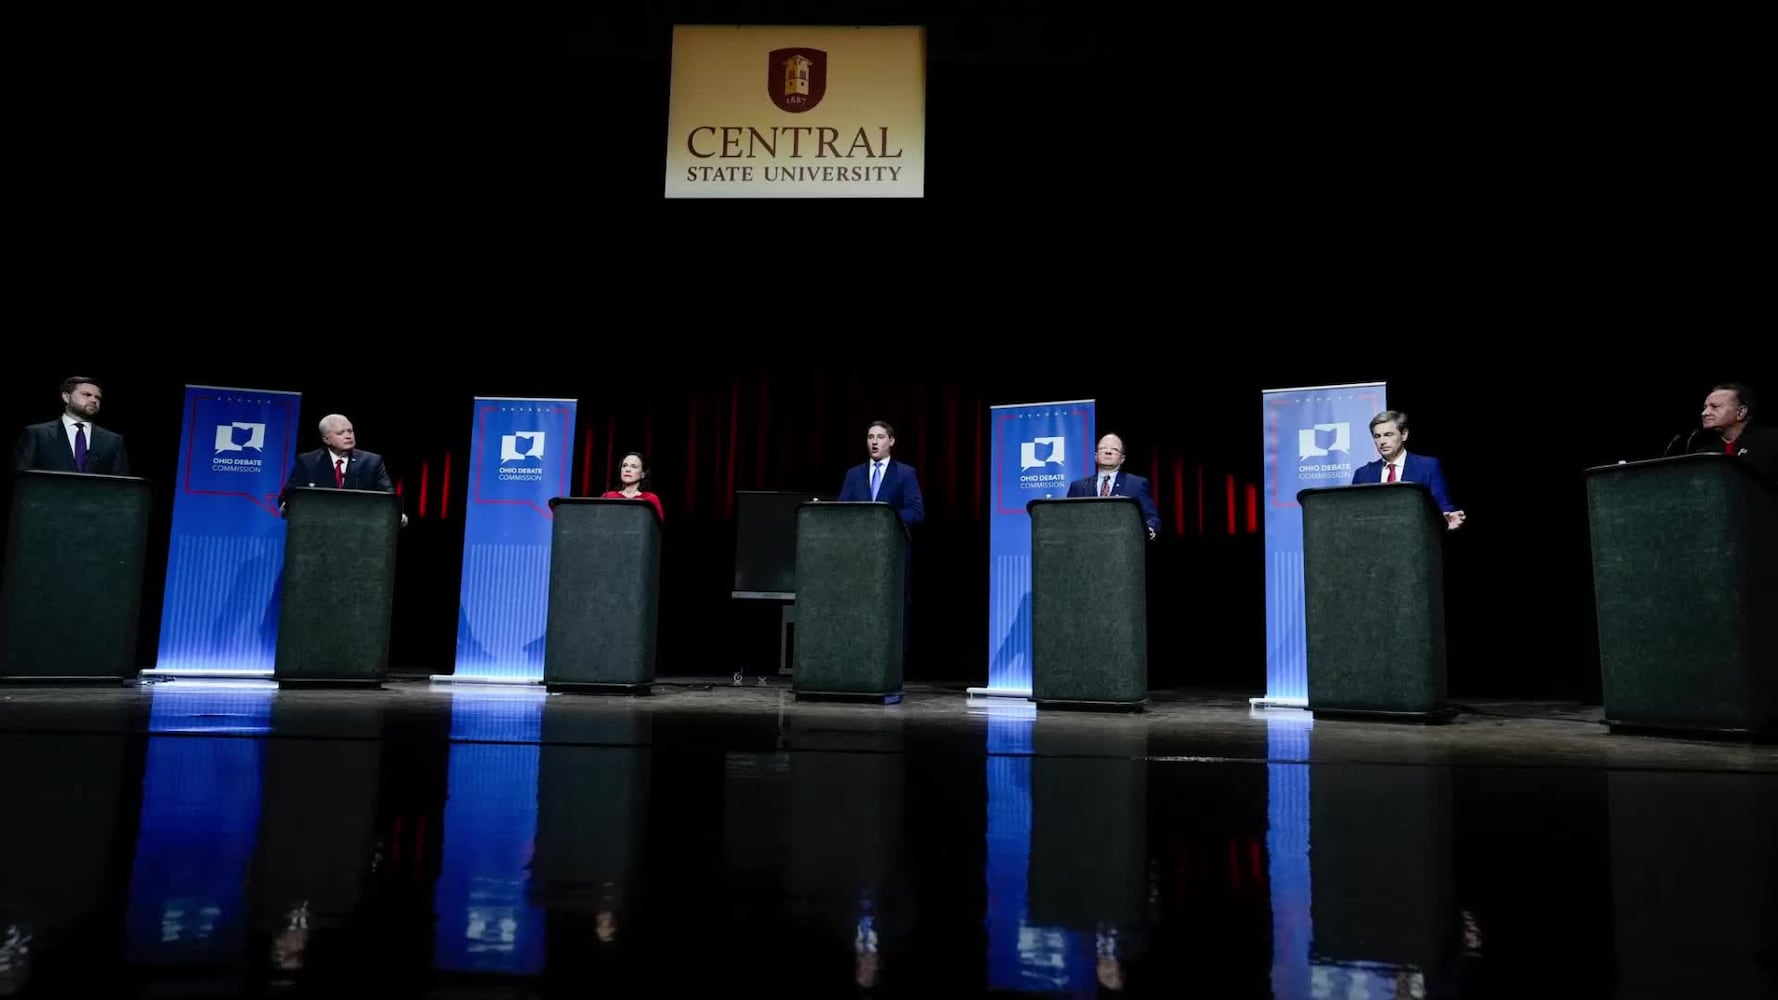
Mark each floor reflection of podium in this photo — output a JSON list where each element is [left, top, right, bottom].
[[1027, 726, 1148, 993], [1608, 771, 1778, 998], [531, 710, 651, 959], [0, 704, 134, 992], [251, 699, 385, 980], [1309, 761, 1455, 996]]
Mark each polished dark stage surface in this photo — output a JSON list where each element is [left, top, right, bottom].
[[1, 680, 1773, 997]]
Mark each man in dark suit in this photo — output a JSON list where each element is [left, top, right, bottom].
[[1066, 433, 1161, 540], [14, 375, 132, 476], [1351, 410, 1466, 530], [838, 420, 925, 526], [1691, 382, 1777, 483], [281, 413, 406, 525]]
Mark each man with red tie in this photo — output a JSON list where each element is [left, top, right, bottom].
[[1692, 382, 1777, 484], [1352, 410, 1466, 531], [13, 375, 132, 476], [1066, 433, 1161, 540], [281, 413, 405, 525]]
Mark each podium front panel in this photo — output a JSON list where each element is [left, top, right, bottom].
[[274, 488, 401, 683], [792, 503, 905, 700], [1586, 455, 1776, 735], [1300, 483, 1449, 717], [544, 498, 662, 690], [1, 471, 151, 680], [1029, 497, 1148, 708]]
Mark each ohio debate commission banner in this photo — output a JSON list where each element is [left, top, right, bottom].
[[664, 24, 926, 198], [149, 384, 302, 676], [441, 396, 578, 683], [1258, 381, 1386, 707], [976, 399, 1095, 698]]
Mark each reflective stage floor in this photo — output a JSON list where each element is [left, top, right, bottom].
[[1, 678, 1773, 997]]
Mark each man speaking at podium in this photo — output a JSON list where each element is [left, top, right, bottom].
[[1352, 411, 1466, 531], [1067, 433, 1161, 540], [281, 413, 406, 525], [1693, 383, 1777, 483], [838, 420, 925, 526]]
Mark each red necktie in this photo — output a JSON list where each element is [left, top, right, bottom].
[[1725, 439, 1736, 456], [334, 458, 345, 487], [1100, 475, 1112, 496], [1386, 462, 1398, 483]]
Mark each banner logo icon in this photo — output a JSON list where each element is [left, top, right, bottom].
[[1297, 422, 1351, 460], [213, 422, 266, 454], [500, 432, 546, 463], [1020, 436, 1065, 470]]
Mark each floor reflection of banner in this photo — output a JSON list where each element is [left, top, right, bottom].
[[1265, 713, 1313, 999], [433, 689, 545, 975], [151, 386, 301, 676], [1258, 382, 1385, 707], [978, 400, 1095, 698], [978, 702, 1093, 991], [442, 396, 578, 683], [125, 682, 275, 965]]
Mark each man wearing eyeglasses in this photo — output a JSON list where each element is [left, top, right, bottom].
[[1066, 433, 1160, 540]]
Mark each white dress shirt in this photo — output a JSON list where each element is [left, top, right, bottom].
[[1096, 471, 1119, 496], [328, 449, 352, 483], [1378, 452, 1409, 483], [61, 412, 92, 456]]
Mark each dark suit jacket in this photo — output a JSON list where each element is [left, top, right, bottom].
[[1693, 423, 1778, 486], [1351, 453, 1459, 513], [281, 447, 395, 508], [838, 458, 925, 526], [14, 419, 131, 476], [1066, 470, 1162, 536]]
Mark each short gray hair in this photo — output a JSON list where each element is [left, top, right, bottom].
[[1369, 410, 1409, 433], [318, 413, 351, 435]]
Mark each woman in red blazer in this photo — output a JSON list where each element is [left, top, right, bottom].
[[602, 451, 663, 521]]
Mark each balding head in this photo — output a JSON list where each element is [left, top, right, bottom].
[[1095, 434, 1126, 471]]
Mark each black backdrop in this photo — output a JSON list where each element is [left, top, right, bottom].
[[2, 359, 1758, 701], [9, 6, 1762, 698]]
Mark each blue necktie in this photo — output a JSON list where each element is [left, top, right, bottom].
[[870, 462, 882, 500], [73, 422, 89, 472]]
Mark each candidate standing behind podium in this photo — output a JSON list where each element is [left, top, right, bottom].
[[601, 451, 665, 521], [1352, 410, 1466, 531], [13, 375, 131, 476], [837, 420, 924, 526], [1066, 433, 1161, 540], [280, 413, 406, 526], [1691, 382, 1777, 482]]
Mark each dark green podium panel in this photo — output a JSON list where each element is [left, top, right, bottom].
[[792, 502, 906, 703], [1299, 482, 1453, 722], [1029, 497, 1148, 710], [1586, 455, 1775, 738], [544, 497, 662, 694], [274, 487, 401, 685], [2, 470, 151, 681]]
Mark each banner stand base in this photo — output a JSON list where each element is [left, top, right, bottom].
[[1249, 696, 1310, 711], [140, 668, 275, 680], [428, 674, 543, 687], [966, 686, 1032, 700]]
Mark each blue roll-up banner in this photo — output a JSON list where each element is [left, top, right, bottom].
[[1258, 381, 1386, 707], [438, 396, 578, 683], [973, 398, 1095, 698], [147, 385, 302, 677]]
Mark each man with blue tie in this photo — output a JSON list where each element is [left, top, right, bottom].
[[13, 376, 132, 476], [838, 420, 925, 526], [1066, 434, 1161, 540], [1351, 410, 1466, 530]]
